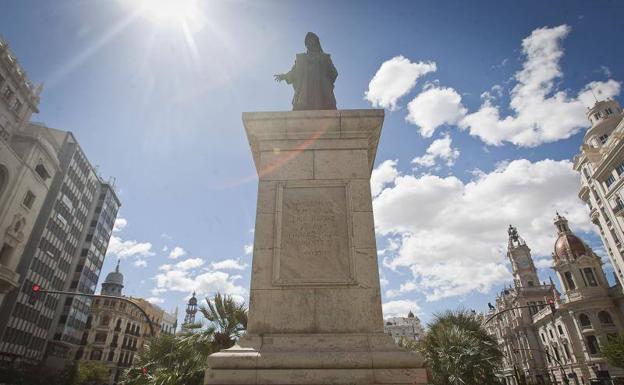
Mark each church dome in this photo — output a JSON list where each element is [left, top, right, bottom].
[[103, 260, 124, 286], [554, 233, 587, 260], [407, 310, 415, 318]]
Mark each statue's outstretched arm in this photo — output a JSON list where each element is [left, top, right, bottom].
[[274, 64, 295, 84]]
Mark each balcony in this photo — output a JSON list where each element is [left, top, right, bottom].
[[590, 208, 600, 224]]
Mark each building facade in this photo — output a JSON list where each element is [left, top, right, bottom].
[[0, 36, 61, 308], [573, 98, 624, 286], [384, 311, 424, 344], [0, 127, 120, 365], [487, 217, 624, 385], [78, 263, 177, 384]]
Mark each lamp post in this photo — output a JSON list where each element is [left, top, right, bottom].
[[513, 348, 569, 385]]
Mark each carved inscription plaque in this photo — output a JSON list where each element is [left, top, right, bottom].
[[275, 184, 353, 285]]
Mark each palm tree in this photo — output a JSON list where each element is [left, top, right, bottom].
[[121, 293, 247, 385], [417, 309, 503, 385], [199, 292, 248, 350]]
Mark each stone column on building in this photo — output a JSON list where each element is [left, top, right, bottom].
[[204, 109, 427, 384]]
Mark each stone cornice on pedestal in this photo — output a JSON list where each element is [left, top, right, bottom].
[[243, 109, 384, 175]]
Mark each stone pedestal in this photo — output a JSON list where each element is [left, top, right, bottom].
[[205, 110, 428, 385]]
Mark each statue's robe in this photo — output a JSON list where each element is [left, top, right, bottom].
[[284, 52, 337, 110]]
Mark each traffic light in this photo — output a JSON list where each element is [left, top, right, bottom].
[[548, 299, 557, 313], [142, 367, 148, 377], [28, 283, 41, 305]]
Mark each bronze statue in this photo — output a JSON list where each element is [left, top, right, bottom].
[[274, 32, 338, 111]]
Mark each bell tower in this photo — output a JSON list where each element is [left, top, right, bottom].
[[507, 225, 540, 287]]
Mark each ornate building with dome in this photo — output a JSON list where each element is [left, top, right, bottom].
[[574, 98, 624, 286], [76, 261, 177, 384], [384, 310, 424, 344], [486, 215, 624, 385]]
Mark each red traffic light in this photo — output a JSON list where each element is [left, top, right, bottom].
[[32, 284, 41, 292]]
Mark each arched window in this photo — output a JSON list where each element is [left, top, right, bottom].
[[586, 335, 600, 354], [564, 272, 576, 290], [579, 313, 592, 328], [116, 319, 122, 330], [598, 311, 614, 325]]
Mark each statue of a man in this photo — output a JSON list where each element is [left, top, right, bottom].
[[274, 32, 338, 111]]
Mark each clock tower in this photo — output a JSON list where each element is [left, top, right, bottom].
[[507, 225, 540, 287]]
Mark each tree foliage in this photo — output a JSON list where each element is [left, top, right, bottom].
[[72, 361, 109, 385], [603, 334, 624, 369], [121, 293, 247, 385], [416, 309, 503, 385]]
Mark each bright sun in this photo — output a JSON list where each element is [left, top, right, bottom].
[[129, 0, 206, 30]]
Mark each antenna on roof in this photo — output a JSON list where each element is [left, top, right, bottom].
[[590, 88, 599, 103]]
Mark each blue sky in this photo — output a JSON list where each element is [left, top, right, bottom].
[[3, 0, 624, 327]]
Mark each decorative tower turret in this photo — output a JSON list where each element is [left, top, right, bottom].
[[551, 213, 609, 300], [507, 225, 540, 287], [183, 291, 198, 326], [101, 259, 124, 297]]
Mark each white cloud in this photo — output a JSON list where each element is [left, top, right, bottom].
[[133, 259, 147, 268], [397, 25, 621, 146], [534, 258, 553, 269], [406, 86, 467, 137], [412, 133, 460, 168], [373, 158, 591, 301], [371, 159, 399, 197], [210, 258, 248, 271], [244, 244, 253, 255], [146, 297, 165, 304], [168, 246, 186, 259], [382, 300, 421, 319], [365, 56, 437, 110], [113, 217, 127, 232], [174, 257, 205, 271], [107, 235, 155, 259], [153, 266, 246, 298]]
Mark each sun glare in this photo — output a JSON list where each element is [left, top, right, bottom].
[[132, 0, 206, 30]]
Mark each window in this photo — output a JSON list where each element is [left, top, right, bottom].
[[541, 333, 546, 342], [90, 350, 102, 360], [616, 163, 624, 176], [548, 329, 554, 338], [606, 174, 616, 188], [600, 134, 610, 144], [606, 108, 614, 115], [579, 313, 592, 329], [563, 343, 571, 360], [23, 190, 35, 209], [553, 346, 561, 361], [94, 332, 107, 343], [583, 268, 598, 287], [100, 315, 110, 327], [598, 311, 614, 325], [586, 335, 600, 354], [557, 325, 564, 335], [35, 164, 50, 181], [564, 272, 576, 290]]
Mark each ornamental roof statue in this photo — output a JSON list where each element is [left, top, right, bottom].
[[274, 32, 338, 111]]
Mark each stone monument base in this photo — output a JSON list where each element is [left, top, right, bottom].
[[205, 333, 428, 385]]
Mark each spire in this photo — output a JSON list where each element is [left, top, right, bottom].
[[115, 258, 120, 273]]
